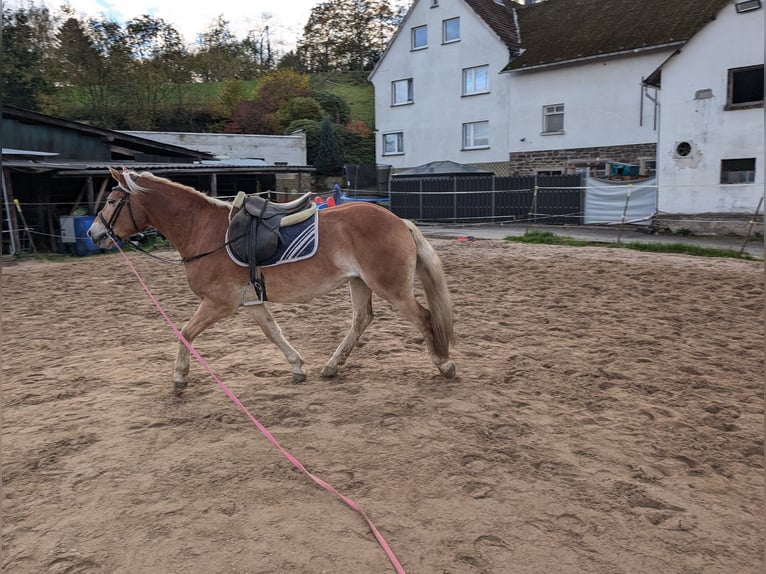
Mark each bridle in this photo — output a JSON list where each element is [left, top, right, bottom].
[[98, 181, 233, 265], [98, 185, 141, 243]]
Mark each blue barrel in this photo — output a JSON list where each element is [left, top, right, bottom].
[[73, 216, 100, 256]]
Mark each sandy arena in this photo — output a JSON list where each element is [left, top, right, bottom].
[[2, 237, 763, 573]]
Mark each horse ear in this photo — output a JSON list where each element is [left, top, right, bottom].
[[108, 166, 122, 183]]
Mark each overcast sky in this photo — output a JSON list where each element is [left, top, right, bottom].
[[6, 0, 325, 51]]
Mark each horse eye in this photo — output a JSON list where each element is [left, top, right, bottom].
[[107, 199, 115, 206]]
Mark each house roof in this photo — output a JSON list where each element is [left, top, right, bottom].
[[507, 0, 731, 71], [464, 0, 521, 55], [392, 160, 493, 177]]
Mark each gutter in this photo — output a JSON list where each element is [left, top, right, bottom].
[[503, 40, 686, 73]]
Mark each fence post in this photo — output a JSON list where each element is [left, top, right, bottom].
[[491, 176, 496, 223], [525, 184, 538, 235], [419, 179, 423, 220], [453, 176, 458, 223], [740, 196, 763, 255], [617, 184, 633, 244]]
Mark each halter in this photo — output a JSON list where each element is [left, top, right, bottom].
[[98, 185, 141, 243]]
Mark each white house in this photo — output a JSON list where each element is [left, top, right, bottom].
[[370, 0, 764, 230], [643, 1, 764, 231], [369, 0, 520, 174]]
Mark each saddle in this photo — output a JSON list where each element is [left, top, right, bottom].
[[227, 191, 316, 303]]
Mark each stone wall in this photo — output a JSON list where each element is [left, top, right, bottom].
[[509, 143, 657, 176]]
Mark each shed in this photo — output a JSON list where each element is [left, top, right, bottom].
[[1, 106, 314, 255]]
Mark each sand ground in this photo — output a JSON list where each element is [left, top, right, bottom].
[[2, 238, 763, 573]]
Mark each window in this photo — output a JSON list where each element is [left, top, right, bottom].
[[543, 104, 565, 133], [383, 132, 404, 155], [726, 65, 764, 109], [462, 121, 489, 149], [392, 79, 413, 105], [721, 158, 756, 183], [463, 65, 489, 95], [443, 17, 460, 43], [431, 0, 439, 6], [412, 26, 427, 50]]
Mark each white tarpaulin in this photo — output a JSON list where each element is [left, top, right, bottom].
[[584, 177, 657, 225]]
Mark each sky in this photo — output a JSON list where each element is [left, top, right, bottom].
[[5, 0, 325, 51]]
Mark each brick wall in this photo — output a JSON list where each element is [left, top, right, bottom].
[[508, 143, 657, 176]]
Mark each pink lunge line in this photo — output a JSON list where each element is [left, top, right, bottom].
[[115, 244, 406, 573]]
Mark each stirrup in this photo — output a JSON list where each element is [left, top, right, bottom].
[[242, 281, 266, 306]]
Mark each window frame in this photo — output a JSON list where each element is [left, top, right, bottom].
[[462, 121, 489, 150], [382, 132, 404, 156], [462, 65, 489, 96], [725, 65, 764, 110], [542, 103, 565, 134], [720, 158, 756, 184], [391, 78, 414, 106], [411, 25, 427, 50], [443, 17, 460, 43]]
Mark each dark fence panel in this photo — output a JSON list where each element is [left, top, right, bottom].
[[389, 174, 583, 224]]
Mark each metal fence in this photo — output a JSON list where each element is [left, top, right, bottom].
[[389, 174, 584, 224]]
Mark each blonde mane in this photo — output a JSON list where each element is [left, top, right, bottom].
[[124, 170, 230, 208]]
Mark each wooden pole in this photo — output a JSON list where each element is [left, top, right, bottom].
[[739, 196, 763, 255], [13, 199, 37, 254]]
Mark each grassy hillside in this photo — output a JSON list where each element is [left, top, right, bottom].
[[185, 71, 376, 130], [309, 71, 376, 129]]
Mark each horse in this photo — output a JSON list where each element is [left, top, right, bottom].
[[88, 167, 456, 394]]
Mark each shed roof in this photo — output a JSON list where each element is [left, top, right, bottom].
[[507, 0, 730, 71], [2, 105, 213, 160], [393, 160, 493, 177]]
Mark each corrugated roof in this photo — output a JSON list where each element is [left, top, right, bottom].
[[508, 0, 730, 70], [2, 105, 213, 160]]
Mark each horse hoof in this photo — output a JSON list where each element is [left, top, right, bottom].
[[439, 361, 456, 379], [290, 372, 307, 384], [320, 365, 338, 378], [173, 379, 188, 395]]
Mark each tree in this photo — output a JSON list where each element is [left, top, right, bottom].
[[1, 6, 57, 109], [296, 0, 405, 72], [45, 16, 131, 124], [313, 117, 344, 175], [123, 15, 190, 128], [312, 90, 351, 124], [225, 70, 311, 134]]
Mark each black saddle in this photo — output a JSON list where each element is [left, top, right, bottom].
[[227, 192, 315, 300]]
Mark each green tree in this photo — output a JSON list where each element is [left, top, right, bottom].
[[123, 15, 190, 129], [45, 16, 131, 124], [275, 96, 323, 133], [1, 6, 57, 109], [297, 0, 405, 72], [312, 90, 351, 124], [313, 117, 344, 175]]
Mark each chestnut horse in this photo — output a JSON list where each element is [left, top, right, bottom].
[[88, 168, 456, 393]]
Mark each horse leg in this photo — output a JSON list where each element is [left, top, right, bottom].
[[174, 298, 236, 394], [321, 278, 373, 378], [246, 304, 307, 384], [391, 295, 456, 379]]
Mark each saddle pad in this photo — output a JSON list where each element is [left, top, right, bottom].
[[226, 209, 319, 268]]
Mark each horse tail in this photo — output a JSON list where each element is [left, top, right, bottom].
[[403, 219, 455, 358]]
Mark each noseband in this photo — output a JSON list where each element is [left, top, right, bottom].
[[99, 186, 141, 242]]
